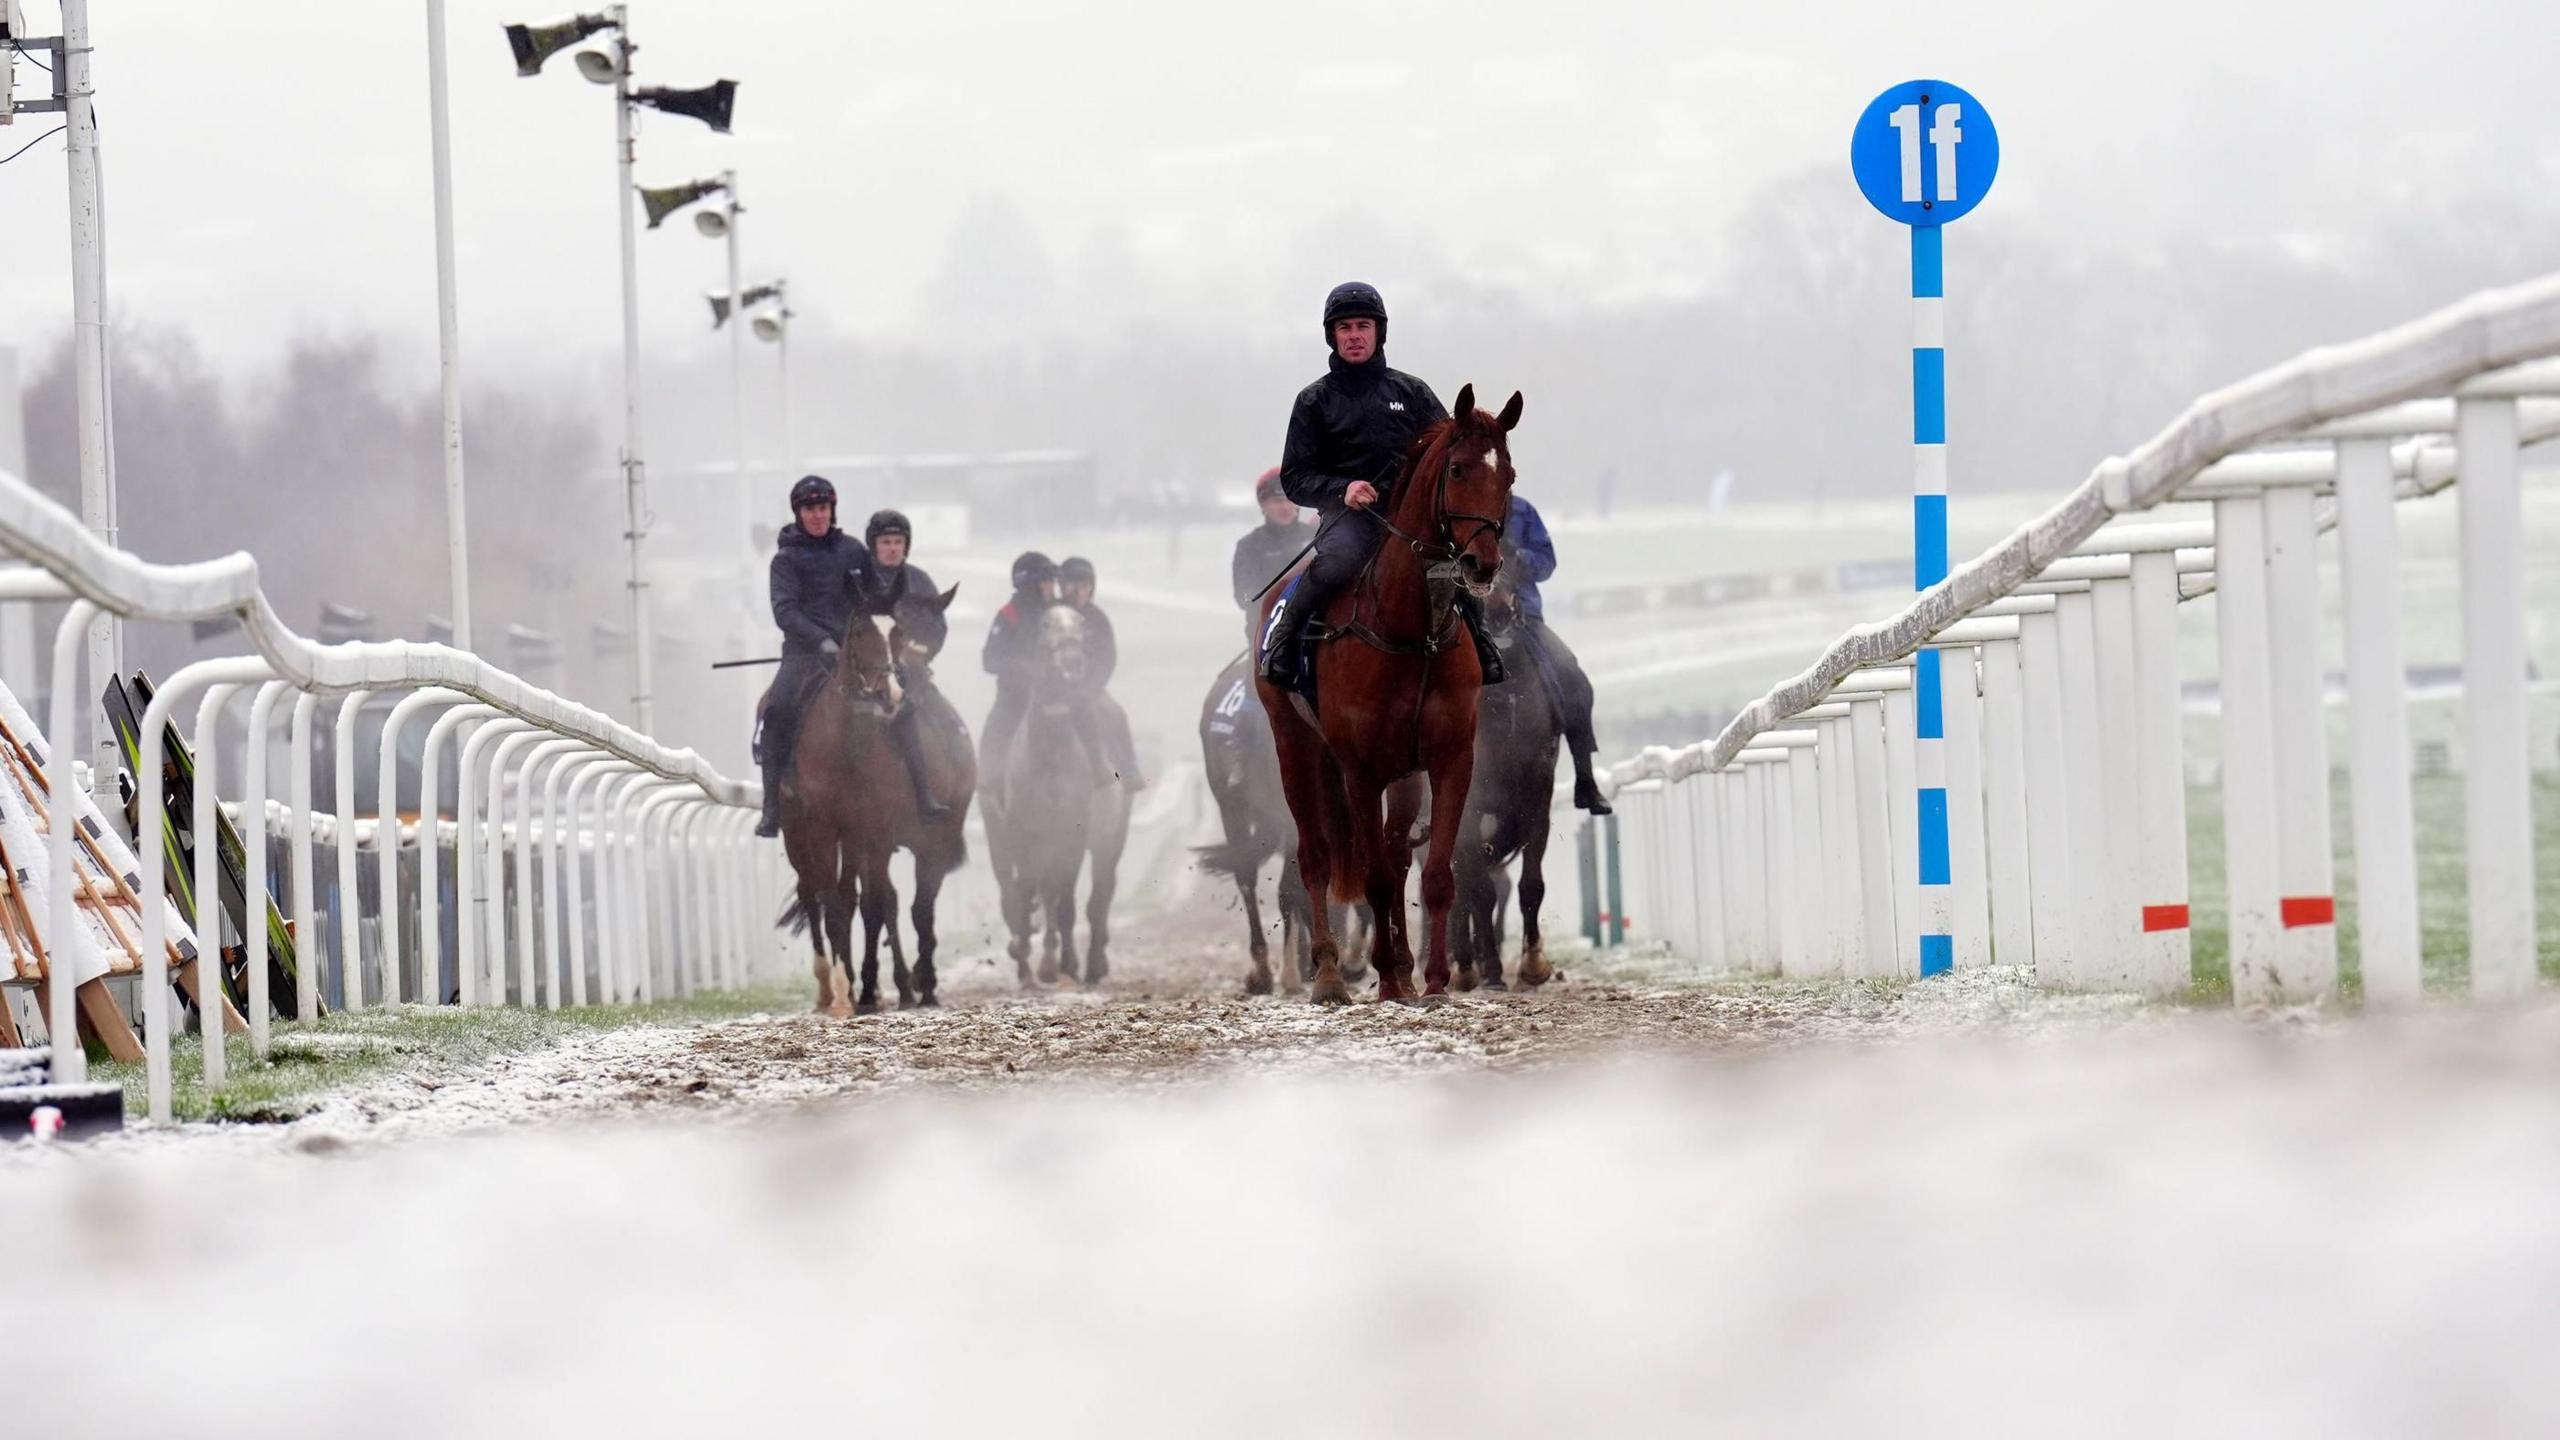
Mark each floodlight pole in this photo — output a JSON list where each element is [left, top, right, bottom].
[[60, 0, 120, 807], [722, 171, 752, 581], [426, 0, 474, 651], [609, 3, 654, 731]]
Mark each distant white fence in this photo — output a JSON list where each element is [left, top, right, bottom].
[[0, 465, 783, 1123], [1600, 274, 2560, 1005]]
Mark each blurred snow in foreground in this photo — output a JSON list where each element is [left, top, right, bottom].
[[7, 1004, 2558, 1437]]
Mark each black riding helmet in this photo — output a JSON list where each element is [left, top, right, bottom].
[[1322, 281, 1387, 350], [865, 508, 912, 549], [789, 474, 836, 512], [1010, 551, 1058, 592], [1059, 556, 1096, 586]]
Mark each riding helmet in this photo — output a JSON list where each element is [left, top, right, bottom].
[[1254, 466, 1285, 502], [788, 474, 836, 511], [865, 508, 912, 548], [1010, 551, 1058, 591], [1059, 556, 1096, 586], [1322, 281, 1387, 349]]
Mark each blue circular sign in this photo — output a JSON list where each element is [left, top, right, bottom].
[[1850, 79, 1999, 226]]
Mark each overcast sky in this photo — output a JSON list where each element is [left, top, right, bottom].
[[1, 0, 2551, 389]]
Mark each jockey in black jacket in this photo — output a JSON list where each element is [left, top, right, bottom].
[[757, 477, 946, 838], [1257, 281, 1505, 694], [1059, 556, 1146, 789], [858, 507, 938, 616], [1231, 467, 1316, 616]]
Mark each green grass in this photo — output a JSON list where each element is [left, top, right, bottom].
[[2184, 773, 2560, 1004], [97, 983, 807, 1124]]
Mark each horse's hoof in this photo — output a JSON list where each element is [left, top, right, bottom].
[[1244, 970, 1274, 997], [1482, 975, 1509, 993], [1417, 992, 1450, 1008], [1312, 976, 1351, 1006], [1452, 970, 1479, 993], [914, 992, 941, 1009], [854, 997, 880, 1016], [826, 1002, 853, 1019]]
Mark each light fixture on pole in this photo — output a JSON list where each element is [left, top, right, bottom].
[[503, 5, 740, 733]]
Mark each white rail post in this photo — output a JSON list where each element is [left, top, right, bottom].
[[2212, 495, 2285, 1003], [192, 683, 244, 1089], [1976, 637, 2034, 968], [2456, 395, 2534, 1000], [1712, 769, 1742, 966], [418, 704, 496, 1007], [239, 680, 292, 1059], [454, 716, 527, 1005], [376, 687, 461, 1004], [330, 690, 372, 1009], [1788, 747, 1829, 976], [288, 692, 321, 1023], [137, 659, 268, 1120], [2055, 590, 2112, 987], [593, 773, 643, 1004], [2090, 579, 2144, 990], [1849, 698, 1896, 978], [513, 739, 580, 1007], [1658, 776, 1691, 960], [2264, 486, 2339, 999], [1940, 645, 1991, 967], [2016, 610, 2075, 983], [1882, 687, 1921, 977], [2129, 552, 2194, 995], [482, 728, 543, 1004], [2332, 437, 2421, 1004], [1818, 718, 1859, 973], [554, 756, 611, 1008], [1732, 768, 1761, 966], [45, 600, 98, 1084]]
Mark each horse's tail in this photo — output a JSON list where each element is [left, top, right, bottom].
[[776, 890, 813, 936], [1191, 839, 1263, 881]]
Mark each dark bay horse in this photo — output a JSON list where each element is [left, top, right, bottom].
[[983, 605, 1133, 987], [778, 607, 910, 1014], [1255, 383, 1522, 1002], [1198, 658, 1316, 995], [873, 582, 975, 1008], [1452, 565, 1560, 992]]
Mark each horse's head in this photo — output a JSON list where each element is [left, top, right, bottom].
[[831, 612, 902, 714], [1426, 382, 1523, 597], [1037, 603, 1089, 691], [889, 582, 959, 673]]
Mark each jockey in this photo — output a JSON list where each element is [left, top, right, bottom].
[[1504, 492, 1614, 816], [859, 508, 938, 616], [758, 475, 871, 837], [980, 550, 1062, 771], [1231, 467, 1315, 613], [1257, 280, 1505, 693], [1059, 556, 1147, 790]]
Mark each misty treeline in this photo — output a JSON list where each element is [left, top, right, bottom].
[[19, 330, 623, 697]]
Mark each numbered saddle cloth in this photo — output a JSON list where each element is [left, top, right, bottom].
[[1256, 574, 1320, 702]]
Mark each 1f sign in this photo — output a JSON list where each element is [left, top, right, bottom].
[[1853, 80, 1998, 226]]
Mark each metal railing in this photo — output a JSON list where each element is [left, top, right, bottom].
[[1598, 273, 2560, 1005], [0, 465, 783, 1122]]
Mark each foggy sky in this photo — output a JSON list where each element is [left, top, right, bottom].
[[2, 0, 2551, 384]]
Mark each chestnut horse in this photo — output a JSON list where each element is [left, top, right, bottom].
[[1254, 383, 1522, 1002], [777, 603, 909, 1014]]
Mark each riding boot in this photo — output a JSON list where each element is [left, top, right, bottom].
[[1257, 589, 1315, 692], [1458, 594, 1507, 684], [1561, 695, 1613, 816], [756, 753, 787, 837], [891, 711, 950, 819]]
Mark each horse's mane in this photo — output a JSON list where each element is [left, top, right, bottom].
[[1401, 416, 1458, 475]]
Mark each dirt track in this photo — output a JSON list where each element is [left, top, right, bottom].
[[266, 890, 2159, 1141]]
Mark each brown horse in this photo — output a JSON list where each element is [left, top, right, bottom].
[[871, 582, 976, 1008], [778, 606, 909, 1015], [1254, 383, 1522, 1002], [1452, 563, 1560, 992]]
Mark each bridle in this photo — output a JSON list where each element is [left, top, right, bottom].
[[1364, 427, 1507, 570], [830, 629, 901, 716], [1334, 425, 1509, 659]]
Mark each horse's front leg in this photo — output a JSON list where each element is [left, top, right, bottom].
[[854, 859, 888, 1014], [1516, 803, 1553, 987], [909, 850, 950, 1008], [1419, 751, 1476, 998], [880, 869, 912, 1007]]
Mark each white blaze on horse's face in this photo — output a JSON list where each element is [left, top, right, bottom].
[[1482, 447, 1501, 475]]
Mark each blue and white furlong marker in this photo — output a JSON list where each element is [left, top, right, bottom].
[[1851, 79, 1999, 977]]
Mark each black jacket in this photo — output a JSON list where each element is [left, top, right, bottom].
[[770, 524, 873, 656], [1067, 601, 1119, 692], [860, 559, 938, 613], [1232, 519, 1317, 610], [1279, 352, 1447, 514]]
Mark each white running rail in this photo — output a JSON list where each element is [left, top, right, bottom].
[[0, 464, 784, 1122], [1599, 272, 2560, 1005]]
